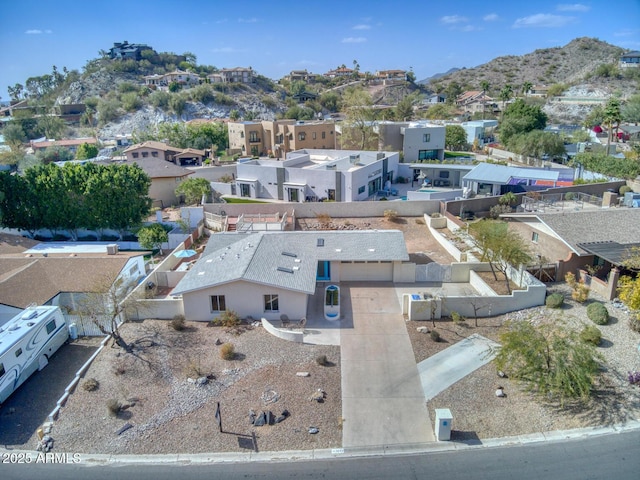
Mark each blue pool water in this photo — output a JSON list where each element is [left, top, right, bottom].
[[418, 189, 437, 193]]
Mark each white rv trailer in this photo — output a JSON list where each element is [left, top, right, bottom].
[[0, 306, 68, 405]]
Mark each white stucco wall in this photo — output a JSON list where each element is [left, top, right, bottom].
[[402, 124, 445, 161], [181, 281, 309, 322]]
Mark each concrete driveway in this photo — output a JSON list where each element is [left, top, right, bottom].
[[340, 282, 435, 448]]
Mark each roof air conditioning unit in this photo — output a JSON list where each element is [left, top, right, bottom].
[[106, 244, 119, 255]]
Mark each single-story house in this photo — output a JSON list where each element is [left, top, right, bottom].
[[0, 235, 146, 311], [502, 208, 640, 296], [30, 138, 98, 155], [172, 230, 411, 321], [462, 163, 560, 195]]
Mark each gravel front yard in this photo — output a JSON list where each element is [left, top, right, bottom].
[[52, 322, 341, 454]]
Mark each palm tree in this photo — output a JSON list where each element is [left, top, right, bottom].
[[480, 81, 490, 120], [521, 82, 532, 97], [498, 84, 513, 118], [603, 97, 622, 154]]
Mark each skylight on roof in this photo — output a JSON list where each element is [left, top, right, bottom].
[[277, 267, 294, 274], [282, 251, 297, 258]]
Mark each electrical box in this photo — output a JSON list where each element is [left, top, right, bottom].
[[434, 408, 453, 441]]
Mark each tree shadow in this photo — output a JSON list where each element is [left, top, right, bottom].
[[598, 338, 614, 349]]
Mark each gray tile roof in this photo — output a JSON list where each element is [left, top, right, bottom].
[[172, 230, 409, 295], [538, 209, 640, 254]]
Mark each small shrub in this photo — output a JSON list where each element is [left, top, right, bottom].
[[82, 378, 99, 391], [451, 311, 464, 323], [384, 209, 398, 221], [546, 293, 564, 308], [565, 192, 576, 201], [430, 330, 441, 342], [489, 204, 512, 219], [316, 354, 329, 366], [619, 185, 632, 195], [184, 358, 208, 378], [112, 358, 127, 376], [170, 315, 186, 331], [580, 324, 602, 345], [106, 399, 122, 417], [630, 313, 640, 333], [213, 310, 241, 328], [415, 218, 425, 225], [430, 212, 441, 218], [565, 272, 590, 303], [587, 302, 609, 325], [220, 342, 235, 360], [316, 213, 332, 226]]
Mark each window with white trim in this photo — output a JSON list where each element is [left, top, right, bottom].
[[210, 295, 226, 312], [264, 294, 279, 312]]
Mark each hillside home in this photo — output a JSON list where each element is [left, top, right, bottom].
[[284, 70, 312, 82], [456, 91, 496, 114], [108, 41, 154, 60], [145, 70, 199, 89], [30, 138, 98, 155], [424, 94, 446, 105], [171, 230, 411, 321], [0, 236, 146, 311], [323, 67, 355, 78], [233, 148, 399, 202], [529, 85, 550, 97], [620, 51, 640, 68], [375, 70, 406, 80], [207, 67, 254, 84], [123, 141, 205, 166]]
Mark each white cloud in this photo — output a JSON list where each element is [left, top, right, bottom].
[[556, 3, 590, 12], [614, 29, 639, 37], [215, 18, 228, 24], [513, 14, 575, 28], [212, 47, 245, 53], [458, 25, 480, 32], [440, 15, 468, 24], [25, 29, 52, 34], [352, 24, 371, 30], [483, 13, 499, 22], [238, 17, 258, 23], [341, 37, 367, 43]]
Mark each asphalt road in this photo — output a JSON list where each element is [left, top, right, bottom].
[[3, 429, 639, 480]]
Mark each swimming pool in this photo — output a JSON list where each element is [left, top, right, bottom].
[[418, 188, 437, 193]]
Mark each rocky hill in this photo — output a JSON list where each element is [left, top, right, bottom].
[[429, 37, 628, 92]]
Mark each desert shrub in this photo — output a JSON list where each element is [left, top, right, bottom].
[[430, 330, 441, 342], [112, 358, 127, 376], [184, 359, 208, 378], [451, 311, 464, 323], [316, 213, 332, 226], [489, 204, 512, 219], [384, 209, 398, 221], [220, 343, 235, 360], [82, 378, 99, 391], [106, 399, 122, 417], [316, 354, 329, 366], [564, 192, 576, 201], [565, 272, 590, 303], [212, 310, 240, 328], [629, 313, 640, 333], [170, 315, 186, 331], [415, 218, 425, 225], [587, 302, 609, 325], [619, 185, 632, 195], [580, 325, 602, 345], [430, 212, 441, 218], [546, 293, 564, 308]]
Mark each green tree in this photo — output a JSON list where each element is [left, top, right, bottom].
[[2, 123, 27, 148], [498, 84, 513, 109], [445, 125, 468, 151], [499, 99, 547, 144], [469, 220, 531, 293], [493, 320, 602, 403], [572, 152, 640, 179], [394, 94, 418, 121], [175, 177, 211, 205], [36, 114, 66, 140], [339, 87, 378, 149], [507, 130, 566, 162], [603, 97, 622, 153], [97, 99, 121, 126], [444, 81, 462, 104], [75, 142, 99, 160], [521, 81, 533, 97], [229, 109, 240, 121], [480, 81, 490, 119], [36, 145, 74, 164], [622, 94, 640, 124], [422, 103, 457, 120], [137, 223, 169, 255], [169, 94, 186, 116]]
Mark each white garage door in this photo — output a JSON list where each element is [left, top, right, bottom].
[[340, 262, 393, 281]]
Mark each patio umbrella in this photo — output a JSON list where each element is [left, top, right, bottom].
[[173, 249, 197, 258]]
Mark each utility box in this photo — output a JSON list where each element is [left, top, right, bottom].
[[434, 408, 453, 441]]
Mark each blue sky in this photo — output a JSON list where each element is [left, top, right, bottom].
[[1, 0, 639, 99]]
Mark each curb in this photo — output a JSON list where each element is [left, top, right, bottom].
[[4, 420, 639, 466]]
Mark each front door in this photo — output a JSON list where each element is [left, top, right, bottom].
[[316, 261, 330, 281], [240, 183, 251, 197], [288, 188, 299, 202]]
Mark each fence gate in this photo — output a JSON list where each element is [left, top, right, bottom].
[[526, 263, 557, 282], [64, 314, 118, 337], [416, 263, 451, 283]]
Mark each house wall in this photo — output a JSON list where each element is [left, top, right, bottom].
[[150, 176, 186, 208], [377, 123, 405, 151], [126, 147, 171, 162], [288, 123, 336, 150], [181, 281, 308, 322], [402, 125, 445, 162], [228, 122, 265, 156]]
